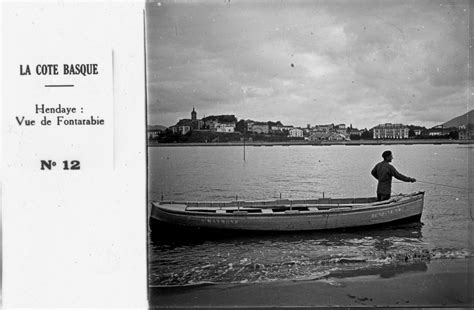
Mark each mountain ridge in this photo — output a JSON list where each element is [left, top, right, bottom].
[[441, 109, 474, 128], [148, 125, 167, 131]]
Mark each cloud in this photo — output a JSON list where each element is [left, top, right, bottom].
[[146, 0, 470, 128]]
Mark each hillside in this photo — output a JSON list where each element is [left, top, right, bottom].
[[442, 109, 474, 128], [148, 125, 167, 131]]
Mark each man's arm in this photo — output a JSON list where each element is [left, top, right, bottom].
[[371, 165, 378, 179], [391, 166, 416, 182]]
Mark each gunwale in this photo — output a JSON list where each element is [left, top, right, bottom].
[[153, 192, 423, 217]]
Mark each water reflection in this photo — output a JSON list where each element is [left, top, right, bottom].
[[149, 221, 423, 248], [327, 261, 428, 280]]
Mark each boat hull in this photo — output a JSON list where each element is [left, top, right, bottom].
[[150, 192, 424, 232]]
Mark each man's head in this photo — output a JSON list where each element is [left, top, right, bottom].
[[382, 150, 393, 162]]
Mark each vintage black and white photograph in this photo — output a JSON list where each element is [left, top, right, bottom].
[[146, 0, 473, 307]]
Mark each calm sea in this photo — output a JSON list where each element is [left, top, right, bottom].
[[148, 144, 472, 286]]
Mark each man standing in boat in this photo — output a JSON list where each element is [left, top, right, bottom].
[[371, 150, 416, 201]]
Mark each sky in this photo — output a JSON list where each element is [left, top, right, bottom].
[[146, 0, 471, 129]]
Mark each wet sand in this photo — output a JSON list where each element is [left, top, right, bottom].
[[149, 257, 473, 308]]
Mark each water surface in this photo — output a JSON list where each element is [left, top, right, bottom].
[[148, 144, 472, 286]]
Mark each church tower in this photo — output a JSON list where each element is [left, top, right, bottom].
[[191, 107, 197, 120]]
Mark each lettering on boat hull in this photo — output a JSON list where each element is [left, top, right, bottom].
[[195, 218, 240, 225], [370, 207, 402, 219]]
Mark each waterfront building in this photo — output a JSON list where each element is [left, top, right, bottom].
[[170, 107, 203, 135], [215, 123, 236, 133], [270, 125, 281, 132], [458, 125, 474, 140], [170, 119, 192, 135], [204, 119, 219, 130], [268, 121, 285, 133], [288, 128, 303, 138], [327, 132, 348, 141], [149, 131, 159, 139], [348, 130, 362, 136], [428, 130, 443, 137], [246, 122, 254, 132], [308, 132, 348, 141], [249, 122, 270, 134], [309, 132, 326, 141], [335, 124, 346, 133], [458, 129, 473, 139], [148, 125, 167, 139], [203, 114, 237, 132], [281, 126, 294, 132], [314, 124, 334, 133], [373, 123, 409, 139], [346, 125, 362, 136], [427, 126, 452, 137], [303, 128, 312, 136]]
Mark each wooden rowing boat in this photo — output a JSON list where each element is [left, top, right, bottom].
[[149, 192, 424, 232]]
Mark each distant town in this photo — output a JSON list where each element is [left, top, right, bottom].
[[148, 108, 474, 144]]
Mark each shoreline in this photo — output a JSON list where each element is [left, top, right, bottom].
[[148, 139, 473, 147], [149, 257, 474, 308]]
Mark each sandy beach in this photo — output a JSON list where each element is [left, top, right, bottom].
[[149, 257, 473, 308]]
